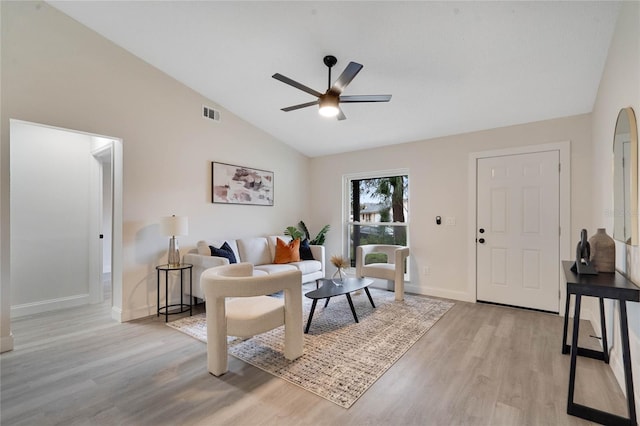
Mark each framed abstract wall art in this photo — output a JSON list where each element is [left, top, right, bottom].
[[211, 162, 274, 206]]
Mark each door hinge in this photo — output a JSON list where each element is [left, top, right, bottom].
[[558, 163, 561, 173]]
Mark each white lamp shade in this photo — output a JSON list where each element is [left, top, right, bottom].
[[161, 215, 188, 237]]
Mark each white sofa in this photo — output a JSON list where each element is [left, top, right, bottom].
[[183, 235, 325, 300]]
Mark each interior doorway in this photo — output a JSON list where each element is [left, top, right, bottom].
[[9, 120, 122, 320]]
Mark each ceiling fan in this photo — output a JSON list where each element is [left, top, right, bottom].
[[272, 55, 392, 121]]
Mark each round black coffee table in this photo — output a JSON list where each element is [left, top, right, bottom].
[[304, 277, 375, 333]]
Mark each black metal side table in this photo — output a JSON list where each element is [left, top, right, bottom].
[[156, 263, 193, 322], [561, 261, 639, 426]]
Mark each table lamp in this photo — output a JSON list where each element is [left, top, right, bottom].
[[160, 215, 188, 267]]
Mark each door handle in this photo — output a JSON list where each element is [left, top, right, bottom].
[[478, 238, 486, 244]]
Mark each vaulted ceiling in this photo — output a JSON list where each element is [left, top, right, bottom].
[[48, 1, 620, 157]]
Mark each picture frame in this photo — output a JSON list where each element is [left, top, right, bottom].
[[211, 162, 274, 206]]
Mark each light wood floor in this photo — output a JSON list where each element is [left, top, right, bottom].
[[1, 292, 629, 426]]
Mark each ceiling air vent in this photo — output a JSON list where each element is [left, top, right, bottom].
[[202, 105, 221, 123]]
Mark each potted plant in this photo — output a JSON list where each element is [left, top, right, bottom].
[[284, 221, 330, 245]]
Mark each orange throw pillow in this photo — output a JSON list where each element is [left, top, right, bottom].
[[274, 238, 301, 264]]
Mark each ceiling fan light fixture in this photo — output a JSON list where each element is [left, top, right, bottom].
[[318, 96, 339, 117], [273, 55, 390, 121]]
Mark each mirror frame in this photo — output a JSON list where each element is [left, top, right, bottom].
[[613, 107, 639, 245]]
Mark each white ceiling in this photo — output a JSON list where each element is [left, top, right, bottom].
[[48, 1, 620, 157]]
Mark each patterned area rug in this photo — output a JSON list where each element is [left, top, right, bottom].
[[167, 287, 454, 408]]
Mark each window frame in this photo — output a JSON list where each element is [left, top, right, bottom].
[[342, 168, 410, 274]]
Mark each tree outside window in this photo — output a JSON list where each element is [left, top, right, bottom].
[[348, 174, 408, 266]]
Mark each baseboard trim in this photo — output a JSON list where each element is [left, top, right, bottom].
[[414, 285, 475, 303], [118, 304, 155, 322], [368, 278, 394, 291], [11, 294, 89, 318], [367, 280, 473, 302], [111, 306, 123, 323], [0, 333, 14, 353]]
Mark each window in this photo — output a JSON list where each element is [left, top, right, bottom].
[[344, 171, 409, 267]]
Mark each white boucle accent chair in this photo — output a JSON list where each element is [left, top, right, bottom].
[[355, 244, 410, 301], [200, 262, 303, 376]]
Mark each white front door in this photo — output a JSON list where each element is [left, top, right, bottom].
[[476, 150, 560, 312]]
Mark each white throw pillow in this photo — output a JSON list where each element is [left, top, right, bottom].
[[196, 240, 210, 255], [237, 237, 271, 266]]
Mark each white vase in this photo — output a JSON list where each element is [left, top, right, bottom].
[[589, 228, 615, 273]]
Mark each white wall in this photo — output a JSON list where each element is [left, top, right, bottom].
[[10, 122, 92, 316], [591, 1, 640, 414], [0, 0, 311, 344], [310, 114, 592, 301]]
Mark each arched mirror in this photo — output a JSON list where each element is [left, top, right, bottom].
[[613, 107, 639, 245]]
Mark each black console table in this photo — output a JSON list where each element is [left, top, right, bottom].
[[561, 261, 639, 426]]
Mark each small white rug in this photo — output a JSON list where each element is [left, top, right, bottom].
[[167, 288, 453, 408]]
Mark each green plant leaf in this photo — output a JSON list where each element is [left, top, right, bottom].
[[286, 221, 330, 245], [284, 226, 303, 240], [311, 224, 330, 245], [298, 221, 311, 241]]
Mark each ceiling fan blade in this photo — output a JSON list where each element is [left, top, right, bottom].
[[281, 100, 319, 112], [272, 73, 323, 98], [339, 95, 392, 103], [331, 62, 363, 94], [337, 108, 347, 121]]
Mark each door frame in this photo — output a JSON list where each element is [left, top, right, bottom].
[[8, 119, 123, 321], [467, 141, 571, 313], [90, 142, 114, 305]]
